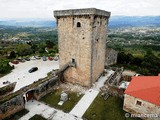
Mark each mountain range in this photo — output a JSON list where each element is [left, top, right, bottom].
[[0, 16, 160, 28]]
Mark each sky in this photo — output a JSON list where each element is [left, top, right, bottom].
[[0, 0, 160, 19]]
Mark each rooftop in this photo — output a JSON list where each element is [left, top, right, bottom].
[[54, 8, 111, 17], [125, 76, 160, 106]]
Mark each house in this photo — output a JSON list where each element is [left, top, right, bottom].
[[123, 76, 160, 120]]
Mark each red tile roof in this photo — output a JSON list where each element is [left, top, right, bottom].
[[125, 76, 160, 106]]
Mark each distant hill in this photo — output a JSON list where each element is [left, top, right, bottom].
[[109, 16, 160, 28], [0, 19, 56, 28], [0, 16, 160, 28]]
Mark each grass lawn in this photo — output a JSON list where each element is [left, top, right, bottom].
[[3, 109, 29, 120], [29, 114, 46, 120], [83, 93, 141, 120], [40, 89, 83, 113]]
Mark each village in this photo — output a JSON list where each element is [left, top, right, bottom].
[[0, 8, 160, 120]]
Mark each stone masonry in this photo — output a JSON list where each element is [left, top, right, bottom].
[[105, 48, 118, 66], [123, 94, 160, 120], [54, 8, 110, 87]]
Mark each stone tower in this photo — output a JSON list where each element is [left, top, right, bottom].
[[54, 8, 110, 87]]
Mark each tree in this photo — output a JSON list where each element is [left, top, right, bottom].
[[0, 60, 14, 74], [16, 44, 33, 56], [141, 53, 160, 75], [8, 51, 16, 59], [37, 43, 46, 54], [45, 40, 55, 49], [131, 57, 142, 66], [117, 52, 134, 64]]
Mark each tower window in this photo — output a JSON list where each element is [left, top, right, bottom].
[[136, 100, 142, 106], [72, 58, 75, 63], [72, 18, 75, 27], [77, 22, 81, 27]]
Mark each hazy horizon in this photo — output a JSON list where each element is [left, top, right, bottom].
[[0, 15, 160, 21]]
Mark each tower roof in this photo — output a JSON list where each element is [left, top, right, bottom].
[[54, 8, 111, 17]]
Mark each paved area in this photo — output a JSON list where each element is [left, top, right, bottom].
[[70, 70, 114, 117], [93, 70, 114, 91], [70, 89, 99, 117], [19, 100, 82, 120], [0, 59, 59, 92]]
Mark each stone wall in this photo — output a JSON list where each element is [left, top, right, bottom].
[[57, 15, 92, 87], [123, 94, 160, 120], [55, 8, 110, 87], [107, 67, 123, 86], [33, 76, 58, 100], [0, 76, 58, 119], [0, 94, 24, 119], [0, 82, 16, 99], [105, 48, 118, 66], [91, 16, 108, 83]]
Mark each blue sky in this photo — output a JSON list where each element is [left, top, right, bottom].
[[0, 0, 160, 19]]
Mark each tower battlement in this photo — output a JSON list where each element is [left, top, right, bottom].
[[54, 8, 110, 17]]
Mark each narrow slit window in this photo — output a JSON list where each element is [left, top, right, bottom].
[[72, 58, 75, 63], [73, 18, 74, 27], [77, 22, 81, 27], [136, 100, 142, 106], [96, 38, 99, 42]]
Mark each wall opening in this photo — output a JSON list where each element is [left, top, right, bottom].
[[77, 22, 81, 27], [72, 18, 75, 27], [26, 90, 35, 101], [72, 58, 75, 63], [96, 38, 99, 42], [136, 100, 142, 106]]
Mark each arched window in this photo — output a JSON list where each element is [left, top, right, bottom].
[[77, 22, 81, 27]]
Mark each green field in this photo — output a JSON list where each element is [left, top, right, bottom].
[[83, 94, 141, 120], [40, 89, 83, 113]]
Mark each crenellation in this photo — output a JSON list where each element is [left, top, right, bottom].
[[54, 8, 110, 18]]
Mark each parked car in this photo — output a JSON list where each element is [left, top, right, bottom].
[[42, 56, 47, 61], [53, 56, 59, 61], [24, 58, 30, 61], [28, 67, 38, 73], [19, 59, 25, 63], [48, 56, 53, 61], [11, 60, 19, 64], [30, 56, 36, 60], [34, 56, 41, 59], [3, 81, 10, 84]]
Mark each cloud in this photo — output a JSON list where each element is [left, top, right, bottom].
[[0, 0, 160, 19]]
